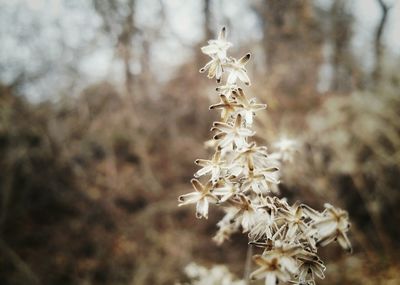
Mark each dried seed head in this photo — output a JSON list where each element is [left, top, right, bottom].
[[179, 26, 351, 285]]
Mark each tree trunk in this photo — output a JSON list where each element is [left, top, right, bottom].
[[373, 0, 390, 83]]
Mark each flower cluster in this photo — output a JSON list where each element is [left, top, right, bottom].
[[178, 27, 351, 285], [179, 263, 245, 285]]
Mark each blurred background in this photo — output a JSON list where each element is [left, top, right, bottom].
[[0, 0, 399, 284]]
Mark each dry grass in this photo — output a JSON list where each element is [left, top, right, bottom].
[[0, 71, 399, 284]]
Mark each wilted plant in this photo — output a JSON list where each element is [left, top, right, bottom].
[[179, 263, 245, 285], [178, 27, 351, 285]]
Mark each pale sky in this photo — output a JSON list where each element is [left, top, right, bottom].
[[0, 0, 399, 101]]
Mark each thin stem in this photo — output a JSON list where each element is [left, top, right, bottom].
[[244, 243, 253, 284]]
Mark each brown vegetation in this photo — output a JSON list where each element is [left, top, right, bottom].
[[1, 1, 399, 284]]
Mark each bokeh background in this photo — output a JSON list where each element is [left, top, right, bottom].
[[1, 0, 400, 284]]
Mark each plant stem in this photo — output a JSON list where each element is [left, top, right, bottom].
[[244, 243, 253, 284]]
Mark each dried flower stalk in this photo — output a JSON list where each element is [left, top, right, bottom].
[[178, 27, 351, 285]]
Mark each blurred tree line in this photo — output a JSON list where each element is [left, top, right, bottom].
[[0, 0, 399, 284]]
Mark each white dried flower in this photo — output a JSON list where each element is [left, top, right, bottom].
[[314, 203, 352, 252], [233, 142, 270, 171], [297, 255, 326, 284], [241, 167, 279, 196], [226, 53, 251, 86], [178, 179, 218, 219], [248, 209, 276, 241], [213, 207, 240, 245], [209, 94, 242, 122], [183, 263, 245, 285], [194, 150, 226, 183], [232, 88, 266, 125], [250, 254, 295, 285], [211, 178, 241, 202], [272, 137, 299, 163], [228, 195, 260, 232], [211, 114, 255, 150], [216, 83, 237, 95], [178, 27, 351, 285], [201, 27, 232, 60], [200, 56, 224, 83]]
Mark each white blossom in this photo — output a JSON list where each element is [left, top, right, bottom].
[[231, 88, 266, 125], [199, 56, 224, 83], [313, 203, 352, 252], [178, 179, 218, 219], [201, 26, 232, 60], [194, 150, 226, 183], [211, 114, 255, 150], [178, 27, 351, 285], [226, 53, 251, 86]]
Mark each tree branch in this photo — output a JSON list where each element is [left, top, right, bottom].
[[373, 0, 391, 82]]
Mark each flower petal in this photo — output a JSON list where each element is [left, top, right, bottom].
[[239, 53, 251, 65], [265, 272, 276, 285], [196, 198, 209, 219], [237, 70, 251, 86], [201, 44, 219, 55], [218, 26, 226, 41], [337, 232, 352, 253], [194, 165, 213, 178], [178, 192, 201, 206]]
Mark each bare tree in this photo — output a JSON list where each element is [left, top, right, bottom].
[[373, 0, 391, 83], [93, 0, 137, 96], [92, 0, 163, 194], [330, 0, 354, 92], [204, 0, 213, 40], [252, 0, 324, 98]]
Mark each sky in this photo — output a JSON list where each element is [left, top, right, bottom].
[[0, 0, 399, 101]]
